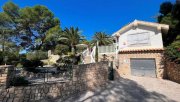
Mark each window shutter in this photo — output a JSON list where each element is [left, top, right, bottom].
[[127, 32, 150, 46], [138, 33, 150, 44], [128, 34, 138, 45]]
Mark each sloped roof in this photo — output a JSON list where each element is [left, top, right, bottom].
[[112, 20, 169, 37], [119, 48, 164, 53]]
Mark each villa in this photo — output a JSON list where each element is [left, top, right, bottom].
[[83, 20, 169, 78]]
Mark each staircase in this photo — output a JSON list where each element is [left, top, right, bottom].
[[82, 44, 117, 64]]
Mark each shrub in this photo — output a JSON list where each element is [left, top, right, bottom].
[[0, 51, 19, 65], [21, 59, 43, 68], [26, 50, 48, 60], [54, 44, 69, 55], [10, 76, 30, 86], [165, 45, 180, 63], [20, 59, 43, 73], [57, 56, 73, 65], [16, 63, 23, 68]]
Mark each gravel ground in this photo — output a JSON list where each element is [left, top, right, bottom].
[[62, 76, 180, 102]]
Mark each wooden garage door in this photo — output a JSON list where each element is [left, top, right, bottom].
[[130, 58, 156, 77]]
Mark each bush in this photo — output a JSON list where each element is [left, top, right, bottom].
[[16, 63, 23, 68], [21, 59, 43, 68], [20, 59, 43, 73], [54, 44, 69, 55], [26, 50, 48, 60], [10, 76, 30, 86], [0, 51, 19, 65], [165, 45, 180, 63]]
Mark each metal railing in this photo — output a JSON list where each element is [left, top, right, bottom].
[[98, 44, 116, 54]]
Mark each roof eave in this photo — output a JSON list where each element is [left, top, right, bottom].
[[112, 20, 170, 36]]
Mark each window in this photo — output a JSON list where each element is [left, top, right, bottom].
[[127, 32, 150, 46]]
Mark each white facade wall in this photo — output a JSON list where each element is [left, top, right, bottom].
[[117, 26, 164, 51]]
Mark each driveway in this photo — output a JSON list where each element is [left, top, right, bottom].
[[63, 76, 180, 102]]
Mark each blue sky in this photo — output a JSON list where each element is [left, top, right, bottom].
[[0, 0, 175, 40]]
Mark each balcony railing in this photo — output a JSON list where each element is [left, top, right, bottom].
[[98, 44, 116, 54]]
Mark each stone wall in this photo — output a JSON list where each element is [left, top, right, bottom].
[[166, 62, 180, 84], [0, 81, 86, 102], [0, 62, 109, 102], [73, 61, 108, 90], [0, 65, 15, 88], [115, 51, 165, 78]]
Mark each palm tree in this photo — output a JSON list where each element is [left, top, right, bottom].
[[92, 32, 113, 46], [91, 32, 113, 63], [62, 27, 85, 55]]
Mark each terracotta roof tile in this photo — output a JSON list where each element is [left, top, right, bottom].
[[119, 48, 164, 53]]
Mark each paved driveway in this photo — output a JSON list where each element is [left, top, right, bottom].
[[64, 76, 180, 102]]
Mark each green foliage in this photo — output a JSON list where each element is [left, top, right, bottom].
[[3, 2, 19, 18], [172, 3, 180, 19], [45, 25, 62, 40], [165, 35, 180, 63], [0, 1, 89, 65], [92, 32, 113, 46], [0, 1, 88, 63], [159, 2, 173, 16], [57, 56, 73, 65], [41, 25, 62, 51], [26, 50, 48, 60], [62, 27, 85, 55], [158, 2, 180, 46], [16, 63, 23, 68], [21, 59, 43, 68], [165, 45, 180, 63], [158, 1, 180, 63], [0, 13, 13, 28], [1, 2, 60, 50], [22, 51, 45, 68], [54, 44, 69, 55], [160, 13, 179, 29], [10, 76, 30, 86], [0, 51, 19, 65], [81, 40, 92, 48]]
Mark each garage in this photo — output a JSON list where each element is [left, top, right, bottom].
[[130, 58, 156, 77]]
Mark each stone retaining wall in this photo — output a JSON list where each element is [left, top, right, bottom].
[[0, 62, 109, 102], [0, 65, 15, 88], [166, 62, 180, 84], [73, 61, 108, 90], [116, 51, 164, 78]]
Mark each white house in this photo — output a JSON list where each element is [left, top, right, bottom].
[[83, 20, 169, 78], [112, 20, 169, 78]]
